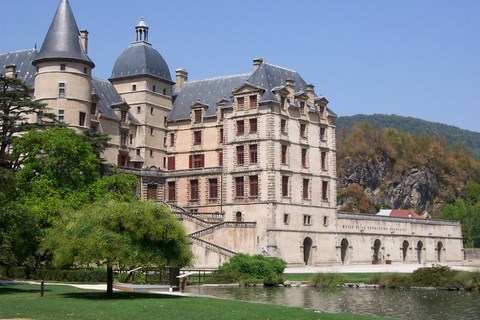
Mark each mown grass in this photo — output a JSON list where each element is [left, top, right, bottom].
[[0, 284, 386, 320]]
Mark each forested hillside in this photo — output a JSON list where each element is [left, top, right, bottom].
[[336, 123, 480, 217], [336, 114, 480, 159]]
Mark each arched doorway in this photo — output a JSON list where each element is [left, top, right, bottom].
[[373, 239, 381, 261], [417, 241, 423, 263], [235, 211, 242, 222], [303, 237, 313, 265], [340, 238, 349, 264], [402, 240, 409, 262], [437, 241, 443, 262]]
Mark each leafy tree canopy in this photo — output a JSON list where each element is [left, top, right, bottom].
[[43, 199, 193, 295], [0, 75, 56, 169]]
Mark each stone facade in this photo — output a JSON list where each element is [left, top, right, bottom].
[[0, 0, 464, 269]]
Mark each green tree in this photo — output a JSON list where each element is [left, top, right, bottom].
[[44, 200, 193, 296], [0, 75, 56, 169], [440, 182, 480, 248]]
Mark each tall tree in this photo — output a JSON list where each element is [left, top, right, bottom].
[[0, 75, 56, 169], [44, 200, 193, 296]]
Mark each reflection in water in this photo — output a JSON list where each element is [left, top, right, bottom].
[[188, 286, 480, 320]]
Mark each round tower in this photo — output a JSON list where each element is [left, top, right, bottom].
[[32, 0, 95, 130]]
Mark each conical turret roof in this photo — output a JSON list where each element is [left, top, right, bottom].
[[33, 0, 94, 67]]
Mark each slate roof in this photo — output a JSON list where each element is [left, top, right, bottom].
[[92, 78, 124, 119], [169, 62, 318, 122], [0, 49, 37, 87], [110, 42, 172, 82], [33, 0, 94, 67], [169, 74, 250, 121]]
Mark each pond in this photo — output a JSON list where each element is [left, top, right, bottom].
[[187, 285, 480, 319]]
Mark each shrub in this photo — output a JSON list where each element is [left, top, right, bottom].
[[311, 273, 346, 288], [376, 273, 409, 288], [411, 265, 458, 288], [210, 254, 286, 286], [451, 271, 480, 291]]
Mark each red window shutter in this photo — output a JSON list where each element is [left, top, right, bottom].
[[189, 155, 193, 168], [168, 157, 175, 170], [117, 154, 121, 166], [200, 154, 205, 167], [219, 152, 223, 166]]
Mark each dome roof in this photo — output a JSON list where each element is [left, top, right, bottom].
[[110, 42, 172, 82]]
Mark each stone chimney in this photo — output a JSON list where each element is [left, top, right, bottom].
[[5, 64, 17, 78], [175, 69, 188, 92], [80, 30, 89, 54], [253, 58, 264, 71], [306, 84, 315, 103]]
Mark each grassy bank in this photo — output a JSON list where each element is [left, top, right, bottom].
[[0, 283, 385, 320]]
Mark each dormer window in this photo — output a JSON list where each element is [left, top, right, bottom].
[[299, 101, 305, 114], [91, 102, 97, 115], [249, 95, 257, 109], [237, 97, 245, 109], [281, 96, 286, 109], [121, 110, 127, 123], [194, 109, 202, 124]]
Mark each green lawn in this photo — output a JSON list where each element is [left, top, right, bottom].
[[0, 283, 387, 320]]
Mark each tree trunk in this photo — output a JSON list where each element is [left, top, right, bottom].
[[107, 265, 113, 297]]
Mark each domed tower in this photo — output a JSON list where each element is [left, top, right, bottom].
[[32, 0, 94, 130], [110, 18, 174, 170]]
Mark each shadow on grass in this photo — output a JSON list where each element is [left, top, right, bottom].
[[0, 285, 51, 295], [61, 291, 184, 300]]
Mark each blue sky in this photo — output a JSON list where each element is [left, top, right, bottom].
[[2, 0, 479, 132]]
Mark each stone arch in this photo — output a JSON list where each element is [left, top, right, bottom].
[[373, 239, 381, 260], [417, 241, 423, 263], [402, 240, 409, 262], [437, 241, 443, 262], [340, 238, 349, 264], [235, 211, 242, 222], [303, 237, 313, 265]]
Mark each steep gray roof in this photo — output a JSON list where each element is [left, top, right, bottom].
[[110, 42, 172, 82], [170, 74, 250, 121], [33, 0, 94, 67], [169, 62, 312, 122], [0, 49, 37, 87], [92, 78, 139, 124]]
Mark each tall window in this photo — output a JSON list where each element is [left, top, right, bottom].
[[219, 128, 224, 143], [193, 130, 202, 145], [281, 96, 286, 109], [299, 101, 305, 114], [121, 110, 127, 123], [236, 146, 245, 165], [218, 152, 223, 166], [250, 175, 259, 198], [132, 84, 137, 91], [235, 177, 244, 198], [79, 112, 86, 127], [60, 64, 66, 71], [249, 118, 257, 133], [58, 82, 65, 98], [300, 123, 306, 138], [58, 109, 64, 123], [249, 144, 257, 164], [209, 178, 218, 200], [91, 102, 97, 115], [167, 156, 175, 170], [303, 179, 309, 199], [322, 181, 329, 200], [249, 95, 257, 108], [120, 133, 127, 146], [301, 148, 307, 167], [170, 133, 175, 147], [190, 180, 199, 200], [281, 119, 287, 133], [189, 154, 205, 168], [320, 127, 326, 141], [168, 181, 176, 201], [237, 97, 244, 109], [194, 109, 202, 123], [321, 151, 327, 170], [282, 176, 289, 197], [237, 120, 244, 135], [281, 145, 287, 165]]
